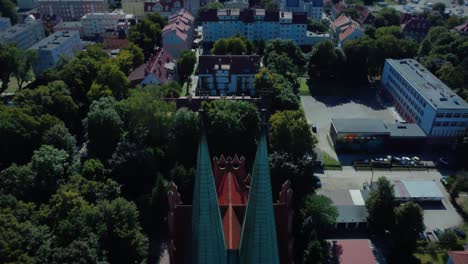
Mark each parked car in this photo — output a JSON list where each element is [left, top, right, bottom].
[[311, 124, 317, 133], [433, 228, 442, 239], [453, 227, 466, 239], [440, 176, 448, 185], [315, 176, 322, 188]]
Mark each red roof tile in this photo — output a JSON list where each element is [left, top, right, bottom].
[[448, 251, 468, 264], [128, 48, 175, 84], [334, 240, 377, 264]]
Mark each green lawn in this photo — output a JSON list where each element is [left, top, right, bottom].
[[298, 77, 310, 96], [5, 77, 20, 94], [323, 152, 341, 170], [181, 82, 188, 96], [414, 252, 447, 264]]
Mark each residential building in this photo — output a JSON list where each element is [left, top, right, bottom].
[[381, 59, 468, 137], [327, 239, 378, 264], [18, 0, 38, 10], [37, 0, 108, 21], [280, 0, 323, 20], [331, 1, 347, 18], [452, 22, 468, 36], [200, 9, 314, 46], [355, 6, 374, 25], [103, 28, 130, 49], [0, 17, 11, 32], [400, 13, 431, 41], [81, 11, 137, 39], [0, 20, 45, 49], [128, 48, 177, 86], [162, 8, 195, 58], [54, 21, 83, 36], [197, 55, 261, 96], [331, 14, 364, 46], [167, 124, 292, 263], [122, 0, 214, 18], [393, 180, 444, 202], [447, 251, 468, 264], [29, 30, 82, 74]]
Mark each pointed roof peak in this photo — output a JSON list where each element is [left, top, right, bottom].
[[239, 125, 280, 264], [191, 113, 227, 264]]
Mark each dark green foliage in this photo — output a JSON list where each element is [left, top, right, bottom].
[[177, 50, 197, 88], [81, 159, 109, 181], [128, 13, 166, 57], [84, 97, 123, 159], [303, 240, 325, 264], [170, 108, 199, 167], [301, 194, 338, 238], [308, 40, 345, 79], [0, 164, 35, 200], [254, 68, 300, 111], [307, 19, 329, 33], [438, 229, 458, 250], [393, 202, 425, 254], [203, 100, 261, 157], [43, 124, 77, 159], [365, 177, 395, 232], [0, 43, 17, 93], [264, 39, 307, 74], [373, 8, 401, 28], [0, 0, 18, 24], [211, 36, 251, 55], [269, 110, 315, 158]]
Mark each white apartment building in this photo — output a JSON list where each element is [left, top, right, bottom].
[[29, 30, 82, 74], [81, 11, 136, 38], [0, 20, 45, 49], [200, 9, 314, 46], [280, 0, 323, 21], [381, 59, 468, 137], [0, 17, 11, 32]]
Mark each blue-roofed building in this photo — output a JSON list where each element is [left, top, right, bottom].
[[281, 0, 323, 20]]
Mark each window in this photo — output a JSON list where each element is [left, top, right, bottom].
[[463, 113, 468, 118], [451, 122, 458, 127], [454, 113, 461, 118], [443, 122, 449, 126], [445, 113, 453, 118], [436, 113, 444, 118]]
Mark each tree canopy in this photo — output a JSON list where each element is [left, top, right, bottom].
[[365, 177, 396, 232]]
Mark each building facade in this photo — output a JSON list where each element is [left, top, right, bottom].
[[128, 48, 177, 86], [280, 0, 323, 21], [0, 17, 11, 32], [0, 20, 45, 49], [53, 21, 83, 36], [29, 30, 82, 74], [162, 9, 194, 58], [122, 0, 213, 18], [331, 14, 363, 46], [197, 55, 261, 96], [81, 11, 136, 38], [381, 59, 468, 137], [200, 9, 314, 46], [400, 13, 431, 41], [37, 0, 108, 21]]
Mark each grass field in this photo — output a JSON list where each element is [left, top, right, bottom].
[[298, 77, 310, 96], [414, 252, 447, 264], [323, 152, 341, 170]]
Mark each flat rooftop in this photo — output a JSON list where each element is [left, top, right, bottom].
[[54, 21, 82, 28], [387, 123, 426, 138], [394, 180, 444, 199], [0, 21, 40, 39], [30, 31, 79, 50], [332, 118, 390, 134], [386, 59, 468, 110]]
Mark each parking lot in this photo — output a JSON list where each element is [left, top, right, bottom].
[[316, 166, 464, 232], [301, 87, 402, 161]]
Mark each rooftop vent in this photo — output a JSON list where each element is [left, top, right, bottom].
[[440, 98, 447, 101]]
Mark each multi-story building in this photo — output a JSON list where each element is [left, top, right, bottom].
[[54, 21, 83, 36], [0, 20, 45, 49], [331, 14, 363, 46], [381, 59, 468, 137], [29, 30, 82, 74], [128, 48, 177, 86], [37, 0, 108, 21], [0, 17, 11, 32], [81, 11, 136, 38], [400, 13, 431, 41], [162, 9, 194, 58], [200, 9, 314, 46], [18, 0, 38, 10], [122, 0, 213, 18], [224, 0, 249, 9], [280, 0, 323, 21], [197, 55, 261, 96]]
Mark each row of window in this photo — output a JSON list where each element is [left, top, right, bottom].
[[389, 67, 427, 108], [433, 121, 466, 127], [436, 113, 468, 118], [431, 128, 465, 137], [387, 75, 423, 119]]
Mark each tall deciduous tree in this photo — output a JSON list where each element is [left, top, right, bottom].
[[308, 40, 345, 79], [88, 63, 129, 101], [13, 49, 37, 90], [84, 97, 123, 159], [365, 177, 395, 232], [0, 0, 18, 24], [177, 50, 197, 94], [0, 43, 17, 93], [301, 194, 338, 238], [393, 202, 425, 254], [269, 110, 315, 157], [128, 14, 166, 57]]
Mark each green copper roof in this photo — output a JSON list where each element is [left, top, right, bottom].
[[191, 125, 227, 264], [239, 128, 280, 264]]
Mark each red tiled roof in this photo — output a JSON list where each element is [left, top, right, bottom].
[[339, 21, 361, 41], [448, 251, 468, 264], [400, 13, 431, 33], [128, 48, 175, 83], [162, 8, 194, 43], [332, 14, 351, 31], [453, 22, 468, 33], [334, 240, 377, 264]]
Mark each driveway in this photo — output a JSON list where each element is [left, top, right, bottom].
[[301, 91, 401, 161]]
